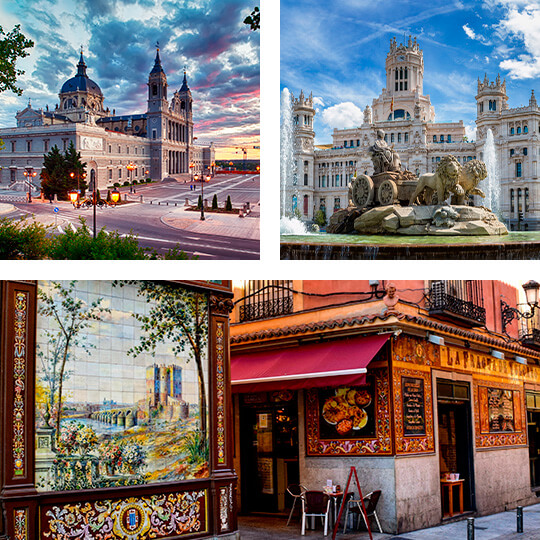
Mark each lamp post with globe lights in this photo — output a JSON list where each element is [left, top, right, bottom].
[[69, 170, 87, 196], [126, 162, 136, 193], [23, 168, 37, 202]]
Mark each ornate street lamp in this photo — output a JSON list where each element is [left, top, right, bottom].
[[110, 189, 120, 206], [23, 168, 37, 202], [126, 162, 136, 193], [68, 190, 80, 207], [501, 280, 540, 335], [194, 173, 205, 221], [70, 170, 87, 194]]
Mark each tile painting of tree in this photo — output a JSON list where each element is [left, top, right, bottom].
[[35, 280, 209, 492]]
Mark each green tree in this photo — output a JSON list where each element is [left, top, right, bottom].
[[41, 143, 87, 199], [225, 195, 232, 211], [122, 282, 209, 445], [37, 281, 109, 447], [212, 193, 218, 210], [0, 25, 34, 95], [243, 7, 260, 30], [64, 141, 88, 195], [314, 208, 327, 227], [0, 216, 51, 259]]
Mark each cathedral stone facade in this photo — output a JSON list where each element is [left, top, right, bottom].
[[0, 49, 214, 192], [291, 37, 540, 230]]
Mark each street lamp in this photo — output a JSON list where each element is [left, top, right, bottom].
[[68, 190, 80, 207], [189, 162, 194, 182], [501, 280, 540, 335], [23, 168, 37, 202], [70, 170, 87, 194], [110, 189, 120, 206], [126, 162, 136, 193], [194, 173, 205, 221]]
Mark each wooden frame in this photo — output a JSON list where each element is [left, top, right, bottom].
[[0, 280, 237, 540]]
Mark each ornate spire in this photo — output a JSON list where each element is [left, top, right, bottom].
[[179, 66, 190, 92], [531, 89, 537, 108], [151, 43, 164, 74], [77, 47, 87, 77]]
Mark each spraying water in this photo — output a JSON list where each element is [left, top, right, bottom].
[[484, 128, 500, 216], [280, 88, 309, 234]]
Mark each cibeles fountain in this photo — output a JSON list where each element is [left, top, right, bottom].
[[280, 91, 540, 259], [329, 128, 507, 237]]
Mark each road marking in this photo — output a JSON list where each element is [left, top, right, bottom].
[[127, 234, 259, 255]]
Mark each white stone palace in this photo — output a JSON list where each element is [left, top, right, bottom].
[[292, 36, 540, 231], [0, 48, 215, 191]]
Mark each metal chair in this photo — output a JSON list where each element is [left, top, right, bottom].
[[343, 490, 383, 533], [301, 490, 331, 536], [286, 484, 307, 526]]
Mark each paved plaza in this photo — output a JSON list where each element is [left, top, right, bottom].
[[239, 503, 540, 539]]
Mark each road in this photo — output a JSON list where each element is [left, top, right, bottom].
[[1, 174, 260, 260]]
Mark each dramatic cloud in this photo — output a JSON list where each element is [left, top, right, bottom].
[[0, 0, 259, 157]]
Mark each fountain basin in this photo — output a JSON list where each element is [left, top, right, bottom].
[[280, 232, 540, 260]]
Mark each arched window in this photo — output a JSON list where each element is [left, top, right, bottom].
[[517, 126, 521, 134], [303, 194, 309, 215], [510, 127, 515, 135], [292, 194, 297, 212], [387, 109, 411, 121], [524, 125, 529, 133], [304, 173, 308, 186]]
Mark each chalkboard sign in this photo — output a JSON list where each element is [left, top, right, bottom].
[[488, 388, 515, 432], [403, 376, 426, 436]]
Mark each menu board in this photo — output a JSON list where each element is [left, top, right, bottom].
[[402, 377, 426, 436], [488, 388, 515, 432]]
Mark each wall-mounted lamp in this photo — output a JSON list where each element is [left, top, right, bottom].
[[428, 334, 445, 346], [501, 280, 540, 335], [490, 349, 505, 360]]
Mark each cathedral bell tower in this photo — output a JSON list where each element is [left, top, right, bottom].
[[147, 47, 168, 115], [177, 70, 193, 144]]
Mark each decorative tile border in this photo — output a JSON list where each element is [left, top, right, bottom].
[[42, 490, 208, 539], [13, 291, 28, 478], [216, 322, 226, 465], [305, 369, 392, 456], [14, 508, 27, 540], [393, 367, 435, 454], [219, 485, 230, 532]]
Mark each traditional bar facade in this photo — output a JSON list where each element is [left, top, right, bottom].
[[230, 280, 540, 534], [0, 280, 237, 540]]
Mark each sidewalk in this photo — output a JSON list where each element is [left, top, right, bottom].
[[161, 204, 260, 241], [239, 503, 540, 539]]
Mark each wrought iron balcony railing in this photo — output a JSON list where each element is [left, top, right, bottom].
[[428, 281, 486, 327], [239, 297, 293, 322]]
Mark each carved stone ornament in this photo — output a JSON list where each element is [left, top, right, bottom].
[[210, 295, 234, 314]]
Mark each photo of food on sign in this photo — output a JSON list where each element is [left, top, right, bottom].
[[318, 385, 376, 439]]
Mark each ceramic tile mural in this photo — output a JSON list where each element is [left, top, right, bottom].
[[35, 280, 210, 492]]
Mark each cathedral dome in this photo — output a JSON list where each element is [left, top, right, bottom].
[[60, 51, 103, 96]]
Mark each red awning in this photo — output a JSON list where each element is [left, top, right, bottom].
[[231, 333, 390, 393]]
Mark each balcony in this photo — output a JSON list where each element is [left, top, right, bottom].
[[239, 296, 293, 322], [428, 281, 486, 327]]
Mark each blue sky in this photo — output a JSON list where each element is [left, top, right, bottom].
[[0, 0, 259, 159], [281, 0, 540, 145]]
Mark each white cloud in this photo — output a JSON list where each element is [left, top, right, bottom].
[[313, 96, 325, 107], [320, 102, 363, 130], [463, 24, 477, 40], [465, 122, 477, 141], [493, 2, 540, 78]]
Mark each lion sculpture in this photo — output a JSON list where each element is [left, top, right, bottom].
[[408, 155, 464, 206], [451, 159, 487, 205]]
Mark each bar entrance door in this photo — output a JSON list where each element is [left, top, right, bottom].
[[239, 391, 299, 514], [437, 380, 475, 518]]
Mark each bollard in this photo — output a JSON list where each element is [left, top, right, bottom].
[[467, 517, 474, 540], [166, 202, 168, 206], [517, 506, 523, 533], [150, 200, 152, 204], [140, 195, 143, 203]]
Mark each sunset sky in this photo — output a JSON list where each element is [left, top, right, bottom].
[[281, 0, 540, 145], [0, 0, 260, 160]]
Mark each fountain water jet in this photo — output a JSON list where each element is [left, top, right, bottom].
[[280, 88, 309, 234], [484, 128, 500, 217]]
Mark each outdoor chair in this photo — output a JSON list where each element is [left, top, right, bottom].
[[301, 490, 331, 536], [286, 484, 307, 526], [343, 490, 383, 534]]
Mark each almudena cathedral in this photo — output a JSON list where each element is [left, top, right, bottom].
[[291, 36, 540, 231], [0, 48, 215, 191]]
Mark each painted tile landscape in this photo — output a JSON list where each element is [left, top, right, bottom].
[[35, 280, 210, 492]]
